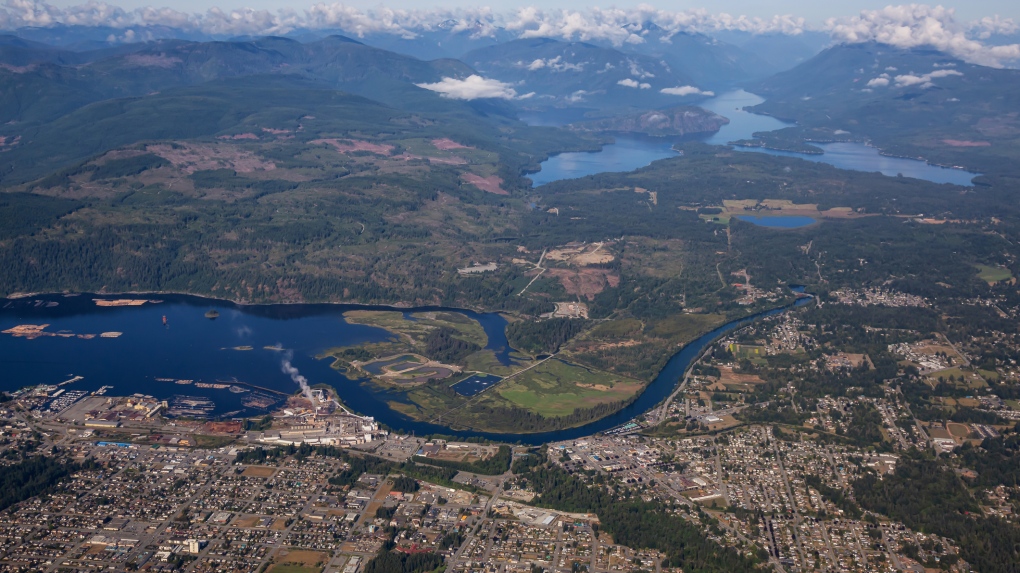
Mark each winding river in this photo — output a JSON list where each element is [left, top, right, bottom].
[[0, 292, 810, 444]]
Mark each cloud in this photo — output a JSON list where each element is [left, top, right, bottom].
[[825, 4, 1020, 67], [505, 6, 807, 46], [867, 68, 962, 88], [970, 15, 1018, 40], [627, 59, 654, 78], [0, 1, 1015, 70], [660, 85, 714, 96], [893, 68, 962, 87], [617, 78, 650, 89], [416, 74, 519, 100], [566, 89, 589, 102], [0, 2, 811, 45], [523, 55, 585, 72]]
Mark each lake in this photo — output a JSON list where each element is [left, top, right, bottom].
[[527, 135, 677, 187], [735, 215, 817, 228], [0, 292, 812, 444], [525, 89, 980, 187], [733, 141, 979, 186]]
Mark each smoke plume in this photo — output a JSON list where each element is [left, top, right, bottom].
[[280, 350, 315, 405]]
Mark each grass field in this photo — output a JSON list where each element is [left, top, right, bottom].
[[588, 318, 643, 339], [493, 359, 643, 417], [647, 313, 726, 340], [927, 367, 987, 389], [344, 310, 488, 349], [975, 264, 1013, 284], [947, 422, 971, 438], [979, 369, 1001, 382], [462, 349, 530, 376], [699, 199, 859, 225]]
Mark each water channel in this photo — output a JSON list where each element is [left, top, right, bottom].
[[0, 293, 811, 444]]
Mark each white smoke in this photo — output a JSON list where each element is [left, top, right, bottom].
[[280, 349, 315, 405]]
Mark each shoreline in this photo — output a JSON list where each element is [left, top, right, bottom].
[[4, 290, 497, 316]]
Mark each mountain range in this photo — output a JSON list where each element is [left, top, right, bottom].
[[2, 25, 1020, 186]]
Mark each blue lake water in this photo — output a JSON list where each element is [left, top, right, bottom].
[[734, 141, 979, 186], [735, 215, 817, 228], [0, 292, 812, 444], [698, 89, 793, 144], [525, 89, 980, 187], [527, 135, 677, 187]]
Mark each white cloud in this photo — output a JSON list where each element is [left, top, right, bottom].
[[416, 75, 519, 100], [825, 4, 1020, 67], [522, 55, 584, 72], [0, 2, 807, 42], [0, 0, 1015, 71], [660, 85, 714, 96], [566, 89, 589, 102], [505, 6, 806, 46], [893, 68, 962, 86], [617, 78, 650, 89], [970, 15, 1018, 40], [866, 77, 890, 87]]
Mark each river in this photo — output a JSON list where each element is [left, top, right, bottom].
[[527, 90, 980, 187], [0, 293, 811, 444]]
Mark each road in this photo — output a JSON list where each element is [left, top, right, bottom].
[[650, 347, 712, 425], [772, 438, 809, 569], [516, 248, 548, 296]]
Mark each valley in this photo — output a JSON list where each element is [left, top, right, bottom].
[[2, 8, 1020, 573]]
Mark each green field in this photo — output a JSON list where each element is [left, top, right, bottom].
[[974, 264, 1013, 284], [588, 318, 644, 339], [493, 359, 644, 417], [647, 313, 726, 339], [462, 349, 530, 377], [928, 367, 988, 389], [344, 310, 488, 348], [978, 369, 1001, 382]]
